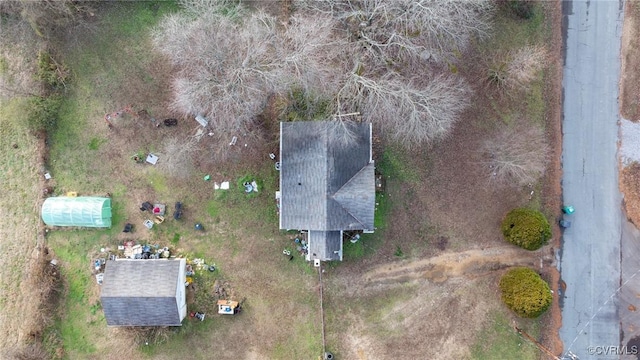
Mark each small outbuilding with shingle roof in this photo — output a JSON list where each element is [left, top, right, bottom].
[[279, 121, 375, 261], [100, 259, 187, 327]]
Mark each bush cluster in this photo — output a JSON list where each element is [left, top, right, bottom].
[[508, 0, 535, 19], [27, 94, 62, 132], [499, 267, 552, 318], [501, 208, 551, 250], [27, 50, 68, 133], [36, 50, 69, 90], [279, 88, 331, 122]]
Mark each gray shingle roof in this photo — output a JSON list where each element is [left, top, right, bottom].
[[101, 259, 186, 326], [279, 121, 375, 231], [308, 231, 342, 261]]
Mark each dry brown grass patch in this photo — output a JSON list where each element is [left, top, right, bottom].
[[621, 162, 640, 226], [486, 44, 548, 93], [620, 1, 640, 121], [482, 122, 549, 187], [20, 248, 63, 342], [2, 343, 49, 360], [116, 326, 172, 346]]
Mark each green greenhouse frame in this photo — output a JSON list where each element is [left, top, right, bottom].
[[41, 197, 112, 228]]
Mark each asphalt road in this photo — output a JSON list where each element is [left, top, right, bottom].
[[559, 1, 624, 359]]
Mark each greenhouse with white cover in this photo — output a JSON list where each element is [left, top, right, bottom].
[[41, 197, 112, 228]]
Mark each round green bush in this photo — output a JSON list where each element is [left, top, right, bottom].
[[501, 208, 551, 250], [499, 267, 552, 318]]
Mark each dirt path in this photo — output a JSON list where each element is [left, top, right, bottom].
[[362, 246, 542, 286]]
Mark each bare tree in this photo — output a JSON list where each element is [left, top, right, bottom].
[[154, 0, 487, 149], [154, 7, 350, 135], [326, 119, 361, 147], [482, 123, 549, 187], [296, 0, 495, 66], [177, 0, 245, 17], [487, 44, 548, 91], [506, 45, 548, 90], [291, 0, 489, 146], [280, 13, 348, 96], [337, 71, 471, 146], [153, 11, 284, 134]]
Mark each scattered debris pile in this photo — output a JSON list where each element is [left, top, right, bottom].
[[217, 299, 241, 315], [121, 242, 172, 260], [139, 201, 184, 229], [90, 242, 177, 285], [173, 202, 183, 220], [243, 180, 258, 193], [104, 105, 180, 130], [289, 232, 308, 258]]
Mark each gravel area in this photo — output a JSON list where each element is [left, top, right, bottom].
[[619, 118, 640, 166]]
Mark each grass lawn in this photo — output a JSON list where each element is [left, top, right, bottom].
[[36, 1, 559, 359], [470, 311, 541, 360], [0, 97, 44, 350], [45, 2, 321, 359]]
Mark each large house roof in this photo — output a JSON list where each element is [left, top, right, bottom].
[[279, 121, 375, 231], [101, 259, 186, 326]]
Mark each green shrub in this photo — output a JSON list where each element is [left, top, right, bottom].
[[501, 208, 551, 250], [280, 87, 331, 122], [499, 267, 552, 318], [0, 56, 8, 74], [508, 0, 535, 19], [394, 245, 404, 257], [27, 94, 62, 132]]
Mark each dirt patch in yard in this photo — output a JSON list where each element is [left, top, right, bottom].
[[327, 242, 557, 359], [540, 0, 565, 356], [361, 282, 494, 360], [361, 246, 544, 287], [621, 163, 640, 226], [620, 1, 640, 226], [620, 2, 640, 122]]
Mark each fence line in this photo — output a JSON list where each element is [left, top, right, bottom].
[[319, 264, 326, 358]]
